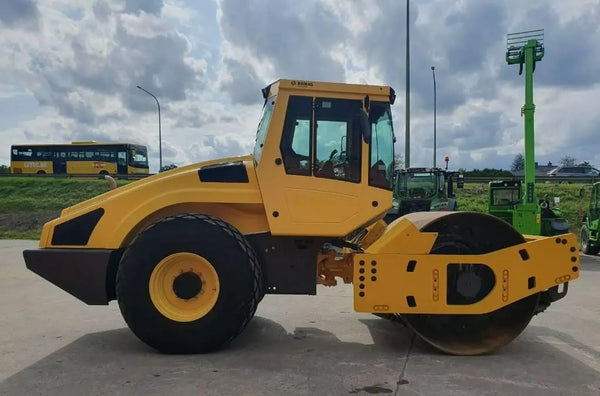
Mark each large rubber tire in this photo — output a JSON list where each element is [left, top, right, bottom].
[[116, 214, 262, 353], [581, 224, 600, 255]]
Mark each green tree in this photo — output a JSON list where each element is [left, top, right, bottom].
[[393, 155, 404, 170], [560, 155, 576, 167], [0, 165, 10, 174], [510, 154, 524, 172]]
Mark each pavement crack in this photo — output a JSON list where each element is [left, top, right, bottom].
[[394, 333, 416, 395]]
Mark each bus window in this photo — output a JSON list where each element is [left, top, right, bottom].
[[118, 151, 127, 166], [12, 148, 33, 159], [34, 150, 52, 160], [129, 148, 148, 167]]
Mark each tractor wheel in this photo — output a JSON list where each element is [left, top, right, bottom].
[[116, 213, 262, 353], [581, 224, 599, 255]]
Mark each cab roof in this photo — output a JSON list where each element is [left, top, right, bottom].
[[262, 79, 396, 104]]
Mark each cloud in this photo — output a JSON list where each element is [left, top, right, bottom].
[[2, 0, 600, 174], [0, 0, 40, 29], [216, 0, 349, 104], [123, 0, 164, 16], [21, 3, 204, 127]]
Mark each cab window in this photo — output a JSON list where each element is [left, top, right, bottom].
[[314, 98, 362, 182], [280, 96, 312, 175], [253, 96, 276, 164], [369, 102, 395, 189]]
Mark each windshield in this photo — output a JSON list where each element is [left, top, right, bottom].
[[129, 146, 148, 167], [369, 102, 395, 189], [396, 172, 438, 199], [492, 188, 521, 206], [253, 96, 276, 164]]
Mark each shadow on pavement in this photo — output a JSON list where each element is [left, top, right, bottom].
[[0, 316, 412, 396], [1, 317, 599, 396], [404, 324, 600, 396], [580, 260, 600, 272]]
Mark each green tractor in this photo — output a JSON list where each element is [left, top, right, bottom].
[[581, 181, 600, 255], [384, 167, 463, 223]]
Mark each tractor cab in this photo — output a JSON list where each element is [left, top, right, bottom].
[[489, 180, 568, 235], [489, 180, 522, 225], [385, 167, 463, 223]]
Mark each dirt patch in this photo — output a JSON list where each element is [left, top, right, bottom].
[[0, 210, 61, 232]]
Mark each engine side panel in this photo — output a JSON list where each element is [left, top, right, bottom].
[[39, 157, 270, 249]]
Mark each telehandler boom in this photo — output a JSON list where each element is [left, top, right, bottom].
[[489, 30, 569, 236], [24, 79, 579, 355]]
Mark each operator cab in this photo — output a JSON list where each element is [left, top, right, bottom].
[[253, 79, 396, 237]]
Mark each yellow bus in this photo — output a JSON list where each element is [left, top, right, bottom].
[[10, 142, 149, 175]]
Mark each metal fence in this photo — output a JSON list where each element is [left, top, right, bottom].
[[463, 176, 600, 184]]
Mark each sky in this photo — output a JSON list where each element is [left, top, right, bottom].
[[1, 0, 599, 173]]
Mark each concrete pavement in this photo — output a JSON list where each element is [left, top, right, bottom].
[[1, 240, 599, 395]]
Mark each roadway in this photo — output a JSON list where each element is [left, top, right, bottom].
[[0, 240, 599, 396]]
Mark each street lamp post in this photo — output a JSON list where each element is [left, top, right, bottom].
[[431, 66, 437, 168], [136, 85, 162, 172], [405, 0, 410, 168]]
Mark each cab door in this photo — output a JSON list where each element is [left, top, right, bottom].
[[255, 93, 393, 237]]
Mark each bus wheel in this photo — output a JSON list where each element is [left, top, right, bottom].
[[36, 170, 46, 175]]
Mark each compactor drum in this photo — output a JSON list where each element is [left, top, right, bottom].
[[23, 80, 579, 355]]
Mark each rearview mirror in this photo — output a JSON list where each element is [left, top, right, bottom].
[[358, 111, 371, 144]]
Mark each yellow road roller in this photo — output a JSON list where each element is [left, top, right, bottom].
[[23, 79, 580, 355]]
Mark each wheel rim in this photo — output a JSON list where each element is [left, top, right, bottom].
[[581, 227, 588, 251], [149, 252, 220, 322]]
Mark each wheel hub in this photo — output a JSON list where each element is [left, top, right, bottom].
[[149, 252, 220, 322], [172, 271, 202, 300]]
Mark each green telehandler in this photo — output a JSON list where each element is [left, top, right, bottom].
[[488, 30, 569, 236]]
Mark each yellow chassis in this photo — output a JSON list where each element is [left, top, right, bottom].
[[317, 218, 579, 315]]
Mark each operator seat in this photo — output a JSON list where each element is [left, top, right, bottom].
[[369, 160, 388, 188], [317, 161, 335, 179]]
